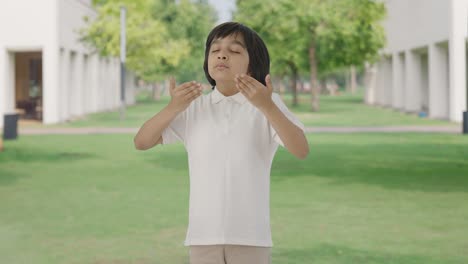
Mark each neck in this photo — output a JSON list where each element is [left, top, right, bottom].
[[215, 81, 239, 96]]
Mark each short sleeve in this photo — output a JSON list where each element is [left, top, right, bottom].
[[269, 93, 306, 147], [161, 108, 188, 145]]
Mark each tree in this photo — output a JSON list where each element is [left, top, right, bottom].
[[235, 0, 386, 111], [298, 0, 386, 110], [235, 0, 309, 106], [81, 0, 217, 86], [154, 0, 217, 83]]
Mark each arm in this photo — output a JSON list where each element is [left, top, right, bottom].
[[235, 73, 309, 159], [133, 79, 202, 151], [133, 104, 180, 150], [259, 101, 309, 159]]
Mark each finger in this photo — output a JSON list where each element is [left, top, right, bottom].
[[176, 83, 199, 97], [183, 86, 202, 99], [236, 76, 255, 95], [186, 89, 202, 101], [237, 74, 259, 93], [169, 76, 176, 91], [265, 74, 273, 93], [175, 81, 198, 92], [241, 74, 261, 88], [236, 81, 253, 97], [237, 85, 250, 98]]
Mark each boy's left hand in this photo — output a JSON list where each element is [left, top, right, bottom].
[[235, 74, 274, 111]]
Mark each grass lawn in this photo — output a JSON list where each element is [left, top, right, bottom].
[[1, 133, 467, 263], [281, 92, 457, 127], [21, 90, 457, 129]]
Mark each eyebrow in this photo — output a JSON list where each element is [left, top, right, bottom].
[[211, 39, 246, 49]]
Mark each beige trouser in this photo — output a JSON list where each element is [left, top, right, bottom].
[[189, 244, 272, 264]]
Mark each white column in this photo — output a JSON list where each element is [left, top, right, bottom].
[[392, 52, 405, 109], [103, 58, 108, 110], [98, 57, 105, 111], [82, 54, 89, 114], [420, 53, 429, 113], [90, 54, 99, 113], [59, 49, 70, 121], [383, 57, 393, 107], [75, 53, 84, 116], [109, 59, 115, 108], [0, 48, 6, 127], [448, 0, 467, 122], [113, 58, 119, 108], [375, 60, 384, 105], [364, 62, 377, 105], [42, 0, 60, 125], [0, 49, 15, 127], [69, 52, 77, 117], [405, 50, 421, 112], [106, 58, 115, 110], [43, 45, 60, 124], [429, 43, 449, 119]]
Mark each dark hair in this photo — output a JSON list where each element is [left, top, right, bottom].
[[203, 22, 270, 87]]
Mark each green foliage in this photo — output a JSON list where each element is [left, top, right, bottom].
[[234, 0, 308, 77], [314, 0, 387, 73], [81, 0, 217, 82], [153, 0, 217, 82], [234, 0, 386, 76]]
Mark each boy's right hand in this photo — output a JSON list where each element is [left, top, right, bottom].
[[167, 77, 203, 113]]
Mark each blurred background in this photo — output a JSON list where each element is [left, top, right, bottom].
[[0, 0, 467, 263]]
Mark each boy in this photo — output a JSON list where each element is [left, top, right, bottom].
[[134, 22, 309, 264]]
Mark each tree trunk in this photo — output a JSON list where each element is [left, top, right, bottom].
[[309, 41, 319, 111], [272, 77, 283, 96], [152, 83, 161, 101], [345, 69, 351, 93], [351, 65, 357, 94], [288, 62, 298, 106]]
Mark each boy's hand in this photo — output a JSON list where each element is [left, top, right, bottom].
[[167, 77, 203, 113], [235, 74, 274, 111]]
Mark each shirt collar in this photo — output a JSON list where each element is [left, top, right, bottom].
[[210, 86, 247, 104]]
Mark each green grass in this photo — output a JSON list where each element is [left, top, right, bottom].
[[1, 133, 468, 263], [280, 92, 456, 127], [23, 90, 457, 128]]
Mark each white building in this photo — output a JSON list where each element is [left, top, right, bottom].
[[0, 0, 136, 127], [366, 0, 468, 122]]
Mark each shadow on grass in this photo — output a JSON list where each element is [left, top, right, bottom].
[[0, 168, 27, 185], [273, 243, 461, 264], [0, 143, 96, 185], [0, 147, 95, 163]]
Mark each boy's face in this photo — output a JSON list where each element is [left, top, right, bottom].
[[207, 33, 250, 84]]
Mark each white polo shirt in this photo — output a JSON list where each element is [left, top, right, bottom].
[[162, 87, 305, 247]]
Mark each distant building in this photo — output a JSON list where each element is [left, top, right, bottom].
[[0, 0, 136, 127], [366, 0, 467, 122]]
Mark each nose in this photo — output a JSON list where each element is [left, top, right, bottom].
[[217, 52, 228, 60]]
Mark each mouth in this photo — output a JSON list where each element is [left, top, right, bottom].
[[215, 64, 229, 69]]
